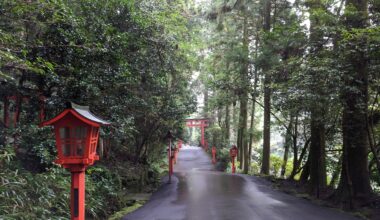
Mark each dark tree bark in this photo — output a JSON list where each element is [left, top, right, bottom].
[[232, 102, 237, 143], [203, 85, 209, 118], [367, 104, 380, 177], [309, 111, 327, 197], [289, 115, 299, 179], [247, 98, 255, 172], [225, 104, 230, 143], [300, 152, 310, 184], [307, 0, 327, 198], [248, 37, 259, 172], [281, 117, 293, 178], [241, 13, 249, 174], [335, 0, 372, 206], [261, 0, 272, 175]]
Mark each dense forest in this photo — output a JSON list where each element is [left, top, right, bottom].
[[0, 0, 197, 219], [0, 0, 379, 219], [196, 0, 380, 212]]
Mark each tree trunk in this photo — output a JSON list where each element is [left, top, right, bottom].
[[248, 86, 257, 173], [309, 110, 327, 198], [248, 30, 259, 174], [367, 111, 380, 177], [261, 0, 272, 175], [307, 0, 327, 198], [203, 85, 209, 118], [225, 104, 230, 144], [232, 102, 237, 144], [237, 117, 243, 168], [289, 115, 299, 179], [281, 117, 293, 178], [335, 0, 372, 206], [300, 152, 311, 183], [241, 13, 250, 174]]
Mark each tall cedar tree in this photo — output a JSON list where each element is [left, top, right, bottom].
[[336, 0, 372, 206], [261, 0, 272, 175]]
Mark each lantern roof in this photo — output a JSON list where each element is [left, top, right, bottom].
[[41, 102, 110, 127]]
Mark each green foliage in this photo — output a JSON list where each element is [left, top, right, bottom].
[[216, 147, 232, 171], [0, 164, 71, 219], [206, 124, 223, 147], [0, 146, 15, 167], [108, 201, 144, 220], [270, 155, 283, 176], [0, 0, 198, 218], [0, 151, 162, 219]]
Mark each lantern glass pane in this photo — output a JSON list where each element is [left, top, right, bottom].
[[60, 127, 71, 157], [76, 141, 84, 156], [75, 127, 87, 139], [74, 127, 87, 156], [60, 127, 70, 139], [62, 142, 71, 156]]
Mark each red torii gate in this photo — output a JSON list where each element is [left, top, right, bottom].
[[185, 118, 209, 148]]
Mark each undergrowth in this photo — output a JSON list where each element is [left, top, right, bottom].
[[0, 146, 163, 219]]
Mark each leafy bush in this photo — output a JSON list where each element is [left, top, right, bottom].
[[270, 155, 283, 176], [0, 164, 71, 219], [0, 145, 165, 219]]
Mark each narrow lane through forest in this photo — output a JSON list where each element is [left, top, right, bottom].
[[123, 146, 358, 220]]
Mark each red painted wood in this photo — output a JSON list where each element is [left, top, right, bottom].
[[201, 126, 205, 147], [230, 146, 238, 174], [41, 109, 101, 127], [53, 114, 98, 165], [232, 159, 236, 174], [41, 103, 109, 220], [212, 146, 217, 164], [185, 119, 209, 148], [71, 169, 85, 220], [178, 140, 182, 149]]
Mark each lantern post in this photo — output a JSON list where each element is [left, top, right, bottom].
[[204, 140, 208, 152], [40, 102, 110, 220], [211, 146, 217, 164], [178, 139, 182, 149], [173, 145, 179, 164], [229, 145, 238, 174]]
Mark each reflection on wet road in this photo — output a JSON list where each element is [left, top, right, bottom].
[[123, 146, 358, 220]]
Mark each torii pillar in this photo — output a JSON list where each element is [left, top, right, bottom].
[[200, 125, 205, 147]]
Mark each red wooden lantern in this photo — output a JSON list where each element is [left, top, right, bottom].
[[229, 145, 238, 174], [229, 145, 238, 158], [40, 102, 110, 220]]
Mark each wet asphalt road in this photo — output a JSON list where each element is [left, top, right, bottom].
[[123, 146, 359, 220]]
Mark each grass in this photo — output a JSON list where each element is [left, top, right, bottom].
[[107, 201, 145, 220]]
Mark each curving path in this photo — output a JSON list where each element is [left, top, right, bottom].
[[123, 146, 359, 220]]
